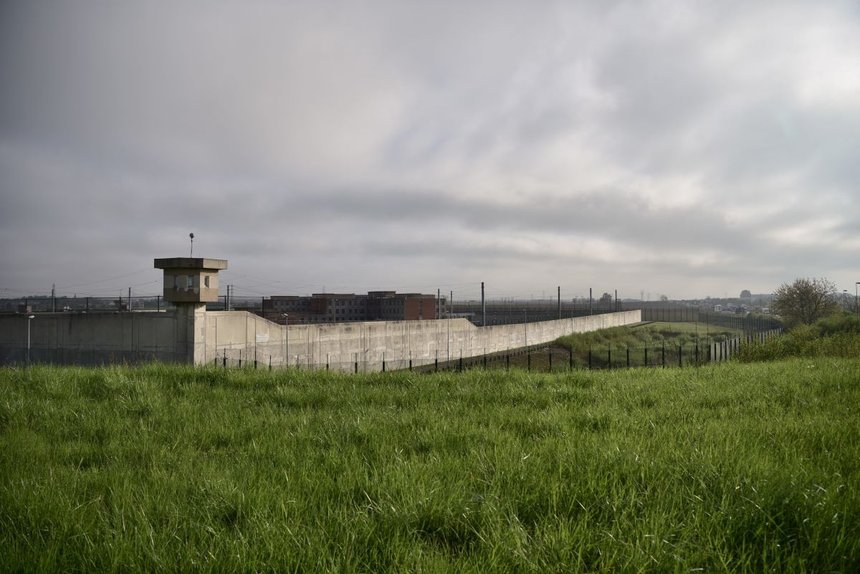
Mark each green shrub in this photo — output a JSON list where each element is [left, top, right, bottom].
[[738, 318, 860, 362], [817, 312, 860, 336]]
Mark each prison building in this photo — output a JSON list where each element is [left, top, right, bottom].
[[262, 291, 437, 324]]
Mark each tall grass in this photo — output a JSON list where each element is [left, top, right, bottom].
[[546, 322, 744, 370], [1, 360, 859, 572], [557, 321, 741, 352], [738, 313, 860, 362]]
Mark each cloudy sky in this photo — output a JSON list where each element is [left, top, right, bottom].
[[2, 0, 859, 302]]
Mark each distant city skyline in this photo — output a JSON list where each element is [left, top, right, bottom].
[[2, 1, 858, 301]]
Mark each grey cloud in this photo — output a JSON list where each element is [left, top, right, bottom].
[[2, 0, 859, 299]]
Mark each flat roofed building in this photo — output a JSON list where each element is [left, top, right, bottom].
[[262, 291, 437, 323]]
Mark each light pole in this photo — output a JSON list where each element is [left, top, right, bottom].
[[523, 308, 527, 347], [288, 313, 290, 367], [27, 315, 35, 365]]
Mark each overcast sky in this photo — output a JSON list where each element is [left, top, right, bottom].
[[2, 0, 859, 302]]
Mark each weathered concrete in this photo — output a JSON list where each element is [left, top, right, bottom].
[[0, 312, 182, 365], [0, 308, 641, 370], [203, 309, 641, 371]]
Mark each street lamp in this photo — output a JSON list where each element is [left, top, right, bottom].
[[27, 315, 35, 365], [523, 308, 528, 347], [288, 313, 290, 367]]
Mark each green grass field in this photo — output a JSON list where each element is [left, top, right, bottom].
[[2, 359, 859, 572]]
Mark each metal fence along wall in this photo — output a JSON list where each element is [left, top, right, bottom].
[[1, 296, 174, 314], [440, 299, 781, 330], [208, 328, 782, 373], [3, 294, 779, 329], [202, 310, 643, 373]]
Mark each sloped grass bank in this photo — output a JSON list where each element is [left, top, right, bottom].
[[557, 321, 742, 352], [1, 360, 859, 572]]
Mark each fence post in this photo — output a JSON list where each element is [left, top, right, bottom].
[[588, 348, 592, 370], [644, 346, 648, 367], [569, 348, 573, 370], [607, 346, 612, 370], [662, 344, 665, 368], [626, 347, 630, 369], [678, 344, 682, 368], [527, 351, 531, 371], [548, 349, 553, 372]]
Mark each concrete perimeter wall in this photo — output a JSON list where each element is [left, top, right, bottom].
[[204, 309, 641, 371], [0, 311, 184, 365], [0, 309, 641, 370]]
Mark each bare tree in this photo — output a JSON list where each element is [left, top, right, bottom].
[[772, 278, 838, 327]]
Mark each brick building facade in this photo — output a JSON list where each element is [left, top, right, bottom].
[[262, 291, 437, 324]]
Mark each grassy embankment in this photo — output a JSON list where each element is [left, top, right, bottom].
[[491, 321, 747, 371], [2, 355, 859, 572]]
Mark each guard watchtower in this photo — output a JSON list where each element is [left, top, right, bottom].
[[154, 257, 228, 364], [154, 257, 228, 304]]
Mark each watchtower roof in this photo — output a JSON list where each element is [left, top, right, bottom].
[[154, 258, 228, 271]]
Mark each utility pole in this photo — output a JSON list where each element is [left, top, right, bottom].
[[284, 313, 290, 367], [128, 287, 132, 311], [523, 309, 527, 346], [557, 286, 561, 319], [27, 314, 35, 365], [51, 284, 56, 313], [481, 282, 486, 326], [437, 288, 441, 319], [447, 292, 452, 362]]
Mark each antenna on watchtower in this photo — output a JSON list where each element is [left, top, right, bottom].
[[189, 233, 194, 257]]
